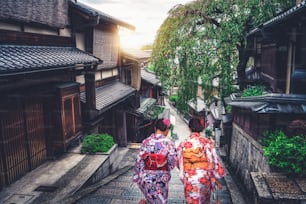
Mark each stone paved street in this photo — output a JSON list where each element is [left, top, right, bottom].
[[76, 150, 232, 204], [75, 99, 234, 204]]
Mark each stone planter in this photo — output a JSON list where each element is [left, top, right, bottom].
[[251, 172, 306, 203]]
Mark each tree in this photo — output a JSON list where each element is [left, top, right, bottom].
[[151, 0, 294, 111]]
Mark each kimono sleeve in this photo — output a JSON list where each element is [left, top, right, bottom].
[[133, 143, 146, 184], [211, 146, 225, 179], [166, 140, 178, 170]]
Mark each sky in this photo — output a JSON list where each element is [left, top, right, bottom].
[[78, 0, 192, 49]]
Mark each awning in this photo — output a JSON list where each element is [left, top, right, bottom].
[[69, 0, 135, 31], [0, 45, 102, 76], [248, 1, 306, 36], [137, 98, 157, 114], [187, 97, 208, 112], [225, 93, 306, 113], [80, 80, 136, 112], [141, 68, 161, 86]]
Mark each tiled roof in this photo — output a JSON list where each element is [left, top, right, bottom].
[[188, 97, 208, 112], [122, 49, 151, 61], [0, 45, 102, 76], [0, 0, 68, 28], [141, 68, 160, 86], [225, 93, 306, 113], [137, 98, 157, 114], [69, 0, 135, 31], [80, 80, 136, 111], [248, 1, 306, 35]]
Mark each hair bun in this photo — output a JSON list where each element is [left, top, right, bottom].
[[163, 118, 171, 128]]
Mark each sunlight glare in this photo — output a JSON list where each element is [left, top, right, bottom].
[[119, 28, 150, 49]]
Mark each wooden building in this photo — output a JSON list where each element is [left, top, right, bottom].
[[69, 1, 138, 147], [225, 1, 306, 194], [0, 0, 101, 189], [121, 48, 151, 91], [0, 0, 137, 190], [140, 68, 164, 104]]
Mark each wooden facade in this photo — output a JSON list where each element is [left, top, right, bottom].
[[0, 0, 101, 188], [0, 0, 138, 189], [0, 93, 46, 185], [232, 107, 306, 141], [225, 1, 306, 196], [248, 2, 306, 94], [44, 82, 83, 157], [70, 1, 138, 146]]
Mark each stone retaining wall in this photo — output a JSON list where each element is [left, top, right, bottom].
[[229, 123, 271, 192], [83, 144, 119, 187]]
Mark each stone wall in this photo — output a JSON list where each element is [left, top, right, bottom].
[[229, 123, 271, 192]]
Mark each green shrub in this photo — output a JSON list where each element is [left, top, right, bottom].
[[242, 85, 265, 97], [169, 95, 178, 103], [81, 133, 115, 154], [145, 105, 165, 119], [148, 64, 155, 72], [262, 130, 306, 175]]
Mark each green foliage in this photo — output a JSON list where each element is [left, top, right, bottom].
[[242, 85, 265, 97], [148, 64, 155, 72], [145, 105, 165, 119], [262, 130, 306, 175], [81, 133, 115, 154], [225, 105, 232, 113], [205, 129, 212, 138], [169, 95, 178, 103], [151, 0, 294, 110]]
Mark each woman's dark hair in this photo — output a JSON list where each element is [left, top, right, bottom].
[[189, 118, 204, 133], [155, 118, 170, 131]]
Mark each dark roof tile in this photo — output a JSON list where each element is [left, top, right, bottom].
[[0, 45, 102, 76], [248, 1, 306, 35], [0, 0, 69, 28], [69, 0, 135, 31], [225, 93, 306, 113], [80, 81, 136, 111], [141, 68, 160, 85]]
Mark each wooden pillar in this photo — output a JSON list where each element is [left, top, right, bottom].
[[286, 28, 296, 94], [150, 86, 153, 98], [115, 110, 127, 147], [84, 68, 96, 120]]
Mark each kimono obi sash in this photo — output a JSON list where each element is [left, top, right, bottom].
[[142, 153, 168, 171], [183, 147, 211, 170]]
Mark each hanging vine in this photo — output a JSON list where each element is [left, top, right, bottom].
[[151, 0, 294, 111]]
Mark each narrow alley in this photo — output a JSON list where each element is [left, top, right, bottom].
[[75, 99, 235, 204]]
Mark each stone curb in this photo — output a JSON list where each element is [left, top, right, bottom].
[[58, 165, 134, 204]]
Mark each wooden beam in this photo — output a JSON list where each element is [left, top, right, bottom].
[[0, 29, 75, 47]]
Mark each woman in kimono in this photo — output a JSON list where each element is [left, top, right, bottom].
[[133, 118, 177, 204], [177, 117, 224, 204]]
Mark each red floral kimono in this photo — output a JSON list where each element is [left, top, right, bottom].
[[133, 133, 177, 204], [177, 132, 224, 204]]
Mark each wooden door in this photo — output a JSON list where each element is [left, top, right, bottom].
[[0, 97, 29, 184], [0, 95, 47, 185], [62, 94, 82, 143], [24, 97, 47, 170]]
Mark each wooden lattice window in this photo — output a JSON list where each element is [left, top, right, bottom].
[[62, 94, 82, 140]]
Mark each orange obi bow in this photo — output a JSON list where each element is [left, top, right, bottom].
[[183, 147, 210, 170]]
